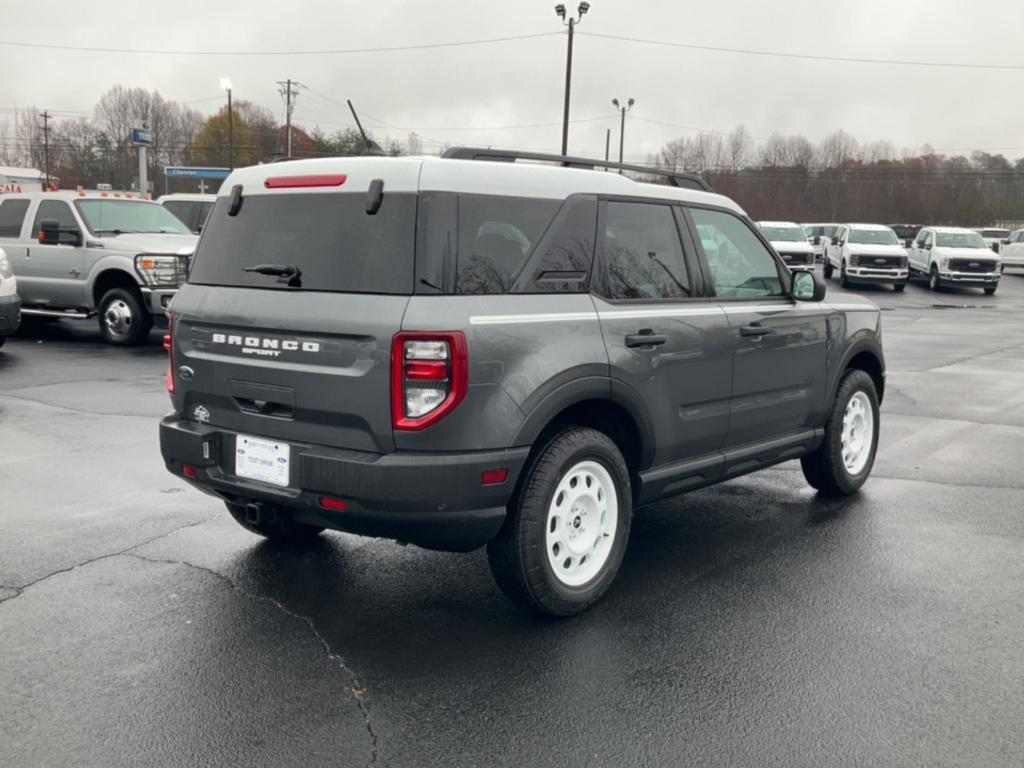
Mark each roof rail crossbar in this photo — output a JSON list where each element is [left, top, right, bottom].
[[441, 147, 712, 192]]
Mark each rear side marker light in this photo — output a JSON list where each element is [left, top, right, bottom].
[[164, 316, 175, 395], [264, 174, 347, 189], [319, 497, 348, 512], [481, 469, 509, 486], [182, 465, 198, 479], [391, 332, 468, 431]]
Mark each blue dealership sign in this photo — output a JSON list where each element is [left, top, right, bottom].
[[164, 166, 231, 179]]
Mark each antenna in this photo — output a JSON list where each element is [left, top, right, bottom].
[[346, 100, 385, 156]]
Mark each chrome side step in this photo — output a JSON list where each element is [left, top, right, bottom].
[[20, 307, 95, 319]]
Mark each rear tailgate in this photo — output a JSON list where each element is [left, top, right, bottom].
[[170, 161, 423, 455], [171, 287, 407, 453]]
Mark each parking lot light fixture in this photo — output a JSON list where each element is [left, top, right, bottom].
[[556, 2, 592, 156], [612, 97, 634, 170]]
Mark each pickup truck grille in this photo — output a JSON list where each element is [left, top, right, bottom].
[[949, 258, 996, 273], [852, 255, 905, 268]]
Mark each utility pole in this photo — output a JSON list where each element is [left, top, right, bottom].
[[555, 2, 590, 156], [220, 77, 234, 169], [277, 79, 304, 158], [612, 97, 634, 171], [604, 128, 610, 167], [39, 110, 52, 188]]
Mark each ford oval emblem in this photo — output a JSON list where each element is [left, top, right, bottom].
[[178, 365, 195, 381]]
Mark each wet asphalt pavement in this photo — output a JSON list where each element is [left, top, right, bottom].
[[2, 272, 1023, 767]]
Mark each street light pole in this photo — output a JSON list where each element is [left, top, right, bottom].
[[611, 97, 634, 170], [555, 2, 590, 157], [220, 78, 234, 170]]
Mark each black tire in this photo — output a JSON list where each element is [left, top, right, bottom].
[[839, 260, 850, 288], [0, 336, 5, 349], [801, 369, 880, 496], [225, 501, 324, 543], [984, 286, 997, 296], [98, 287, 153, 346], [487, 427, 632, 617], [928, 266, 940, 292], [893, 282, 906, 292], [823, 261, 834, 279]]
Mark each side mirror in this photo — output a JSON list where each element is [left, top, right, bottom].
[[923, 242, 932, 250], [1001, 238, 1011, 246], [812, 235, 821, 245], [38, 219, 82, 247], [792, 269, 825, 302]]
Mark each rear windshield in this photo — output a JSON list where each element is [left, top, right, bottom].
[[978, 229, 1009, 238], [890, 225, 919, 239], [188, 192, 417, 293]]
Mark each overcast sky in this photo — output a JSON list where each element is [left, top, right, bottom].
[[2, 0, 1022, 161]]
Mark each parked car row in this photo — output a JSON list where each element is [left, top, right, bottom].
[[756, 220, 1019, 295]]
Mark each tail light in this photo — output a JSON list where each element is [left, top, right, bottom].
[[164, 315, 174, 395], [391, 332, 468, 431]]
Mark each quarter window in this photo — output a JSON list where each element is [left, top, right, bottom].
[[0, 199, 30, 238], [599, 201, 690, 300], [689, 208, 783, 299]]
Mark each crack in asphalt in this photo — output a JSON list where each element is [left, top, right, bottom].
[[123, 551, 379, 767], [914, 339, 1024, 373], [0, 513, 222, 599], [0, 392, 157, 418]]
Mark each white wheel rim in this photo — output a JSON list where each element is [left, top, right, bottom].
[[545, 460, 618, 587], [841, 391, 874, 475]]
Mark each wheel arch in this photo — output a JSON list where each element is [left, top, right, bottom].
[[91, 267, 141, 307], [833, 339, 885, 405]]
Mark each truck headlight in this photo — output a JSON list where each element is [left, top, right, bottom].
[[849, 253, 860, 266], [940, 257, 949, 271], [134, 254, 186, 286]]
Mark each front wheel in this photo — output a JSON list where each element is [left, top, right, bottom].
[[928, 266, 941, 292], [226, 502, 324, 543], [98, 287, 153, 346], [984, 286, 997, 296], [823, 261, 834, 279], [893, 282, 906, 292], [487, 427, 632, 616], [839, 261, 851, 288], [801, 369, 880, 496]]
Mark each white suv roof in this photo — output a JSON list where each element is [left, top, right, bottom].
[[220, 156, 745, 213], [845, 223, 894, 232]]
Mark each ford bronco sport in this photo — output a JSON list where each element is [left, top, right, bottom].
[[160, 149, 885, 616]]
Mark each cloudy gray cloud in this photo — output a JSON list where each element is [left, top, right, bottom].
[[2, 0, 1022, 161]]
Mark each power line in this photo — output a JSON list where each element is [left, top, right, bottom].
[[577, 32, 1024, 71], [0, 32, 560, 57]]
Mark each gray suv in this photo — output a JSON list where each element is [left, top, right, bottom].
[[160, 150, 885, 616]]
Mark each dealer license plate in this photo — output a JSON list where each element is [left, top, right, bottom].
[[235, 434, 290, 487]]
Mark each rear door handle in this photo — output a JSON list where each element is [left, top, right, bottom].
[[625, 330, 667, 348], [740, 324, 772, 338]]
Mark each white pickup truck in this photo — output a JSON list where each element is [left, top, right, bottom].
[[756, 221, 815, 271], [823, 223, 908, 291], [909, 226, 1001, 295], [999, 229, 1024, 270], [973, 227, 1010, 255], [801, 223, 840, 263]]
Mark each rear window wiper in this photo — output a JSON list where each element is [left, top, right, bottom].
[[243, 263, 302, 287]]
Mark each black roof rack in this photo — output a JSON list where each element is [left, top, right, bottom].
[[441, 146, 712, 193]]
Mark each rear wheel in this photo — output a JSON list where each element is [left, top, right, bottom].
[[226, 501, 324, 543], [801, 369, 880, 496], [0, 336, 5, 349], [487, 427, 632, 616], [98, 287, 152, 346], [928, 265, 941, 292]]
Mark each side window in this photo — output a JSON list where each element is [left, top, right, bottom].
[[0, 199, 31, 238], [923, 231, 934, 247], [455, 195, 559, 295], [32, 200, 79, 241], [599, 201, 690, 300], [514, 196, 597, 293], [688, 208, 783, 300], [163, 201, 197, 232]]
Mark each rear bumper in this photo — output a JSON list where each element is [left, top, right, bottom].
[[159, 415, 530, 551], [0, 295, 20, 335]]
